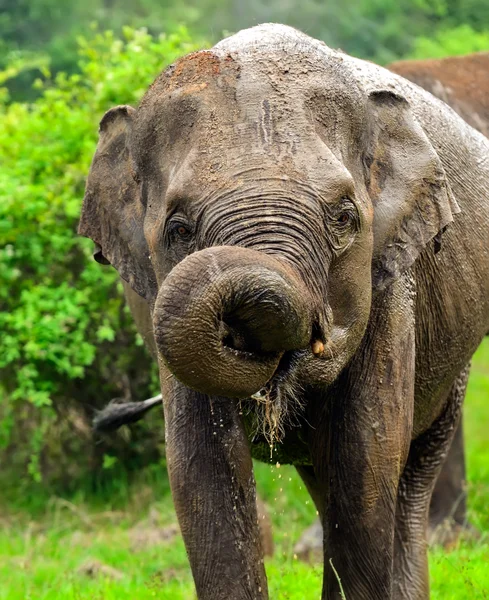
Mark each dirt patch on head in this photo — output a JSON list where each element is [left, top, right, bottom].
[[170, 51, 221, 86], [140, 50, 240, 107], [147, 51, 222, 97]]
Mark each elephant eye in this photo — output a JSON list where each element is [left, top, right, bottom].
[[329, 198, 359, 255], [337, 212, 351, 226], [333, 197, 358, 232], [167, 218, 194, 243], [177, 225, 190, 236]]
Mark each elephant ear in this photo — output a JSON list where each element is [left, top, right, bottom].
[[78, 105, 157, 303], [364, 90, 460, 290]]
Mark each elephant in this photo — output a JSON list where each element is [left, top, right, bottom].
[[295, 50, 489, 560], [390, 52, 489, 138], [388, 51, 489, 547], [79, 24, 489, 600]]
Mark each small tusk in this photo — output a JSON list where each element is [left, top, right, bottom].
[[251, 388, 267, 401], [311, 339, 325, 356]]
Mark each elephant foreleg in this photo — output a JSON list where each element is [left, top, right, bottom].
[[162, 376, 268, 600], [295, 406, 471, 561], [309, 274, 416, 599]]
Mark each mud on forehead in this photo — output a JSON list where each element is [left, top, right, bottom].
[[138, 50, 240, 110], [136, 39, 365, 129], [132, 45, 364, 200], [132, 51, 241, 167]]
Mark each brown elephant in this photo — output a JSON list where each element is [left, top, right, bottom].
[[80, 25, 489, 600], [390, 52, 489, 137]]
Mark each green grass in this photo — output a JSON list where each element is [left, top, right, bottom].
[[429, 340, 489, 600], [1, 341, 489, 599]]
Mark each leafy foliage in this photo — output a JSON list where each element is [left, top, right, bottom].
[[410, 24, 489, 59], [3, 0, 489, 101], [0, 27, 203, 487]]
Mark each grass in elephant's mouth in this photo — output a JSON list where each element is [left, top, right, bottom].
[[1, 341, 489, 599], [248, 349, 306, 452]]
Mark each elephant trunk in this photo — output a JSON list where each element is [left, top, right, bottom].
[[153, 246, 313, 398]]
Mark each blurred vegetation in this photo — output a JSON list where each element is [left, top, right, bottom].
[[3, 0, 489, 100], [0, 1, 489, 491], [410, 23, 489, 58]]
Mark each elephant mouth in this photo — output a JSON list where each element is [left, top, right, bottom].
[[250, 349, 304, 401], [250, 316, 330, 397], [243, 348, 311, 446]]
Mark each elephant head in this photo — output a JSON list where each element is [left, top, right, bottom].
[[79, 31, 457, 424]]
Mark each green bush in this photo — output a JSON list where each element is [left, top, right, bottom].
[[0, 27, 204, 490]]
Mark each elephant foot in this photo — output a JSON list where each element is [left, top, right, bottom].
[[428, 518, 480, 549], [293, 518, 323, 563]]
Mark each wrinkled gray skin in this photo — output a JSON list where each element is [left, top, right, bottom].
[[80, 25, 489, 600], [295, 51, 489, 560], [386, 53, 489, 546]]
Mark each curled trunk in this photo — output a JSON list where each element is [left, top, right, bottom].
[[154, 246, 313, 398]]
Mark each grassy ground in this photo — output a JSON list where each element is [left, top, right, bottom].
[[1, 341, 489, 599]]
